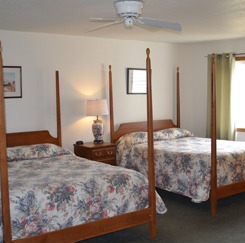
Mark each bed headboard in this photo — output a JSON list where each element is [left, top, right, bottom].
[[111, 120, 177, 143], [6, 130, 59, 147], [6, 70, 62, 147], [108, 64, 180, 144]]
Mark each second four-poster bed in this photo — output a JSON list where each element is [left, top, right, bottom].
[[0, 45, 166, 242], [109, 55, 245, 216]]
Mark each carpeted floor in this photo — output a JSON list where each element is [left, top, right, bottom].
[[80, 189, 245, 243]]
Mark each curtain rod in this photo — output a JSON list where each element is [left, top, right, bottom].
[[205, 52, 245, 57], [235, 53, 245, 56]]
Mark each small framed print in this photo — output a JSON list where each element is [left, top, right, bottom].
[[3, 66, 22, 98], [127, 68, 146, 94]]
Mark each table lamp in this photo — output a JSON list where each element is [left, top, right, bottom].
[[86, 99, 109, 144]]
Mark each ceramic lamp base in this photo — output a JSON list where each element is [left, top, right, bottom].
[[92, 119, 104, 144]]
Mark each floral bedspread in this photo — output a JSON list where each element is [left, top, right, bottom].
[[0, 143, 166, 242], [116, 128, 245, 203]]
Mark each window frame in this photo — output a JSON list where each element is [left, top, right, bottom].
[[234, 56, 245, 131]]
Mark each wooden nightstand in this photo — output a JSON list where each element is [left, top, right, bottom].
[[74, 142, 116, 165]]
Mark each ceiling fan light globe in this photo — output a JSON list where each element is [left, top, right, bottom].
[[124, 18, 134, 28], [115, 0, 143, 18]]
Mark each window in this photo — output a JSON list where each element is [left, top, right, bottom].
[[232, 57, 245, 129]]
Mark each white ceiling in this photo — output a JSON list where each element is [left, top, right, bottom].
[[1, 0, 245, 43]]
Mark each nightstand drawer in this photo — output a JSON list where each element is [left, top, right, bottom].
[[91, 148, 115, 159]]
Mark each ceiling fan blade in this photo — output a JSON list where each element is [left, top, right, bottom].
[[90, 17, 119, 22], [138, 17, 182, 31], [85, 19, 123, 33]]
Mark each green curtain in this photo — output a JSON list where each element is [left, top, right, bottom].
[[206, 53, 235, 140]]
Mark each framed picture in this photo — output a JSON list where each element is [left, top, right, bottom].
[[127, 68, 146, 94], [3, 66, 22, 98]]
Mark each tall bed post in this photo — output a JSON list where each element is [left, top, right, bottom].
[[108, 49, 157, 239], [0, 42, 12, 242], [55, 71, 62, 147], [176, 67, 180, 128], [210, 54, 218, 216], [146, 48, 157, 238], [109, 65, 115, 143]]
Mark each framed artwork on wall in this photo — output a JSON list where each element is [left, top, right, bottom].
[[3, 66, 22, 98], [127, 68, 146, 94]]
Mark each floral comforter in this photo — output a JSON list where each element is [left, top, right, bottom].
[[0, 143, 167, 242], [116, 128, 245, 203]]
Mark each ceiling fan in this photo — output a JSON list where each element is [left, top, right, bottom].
[[88, 0, 182, 32]]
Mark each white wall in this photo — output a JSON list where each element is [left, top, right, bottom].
[[2, 30, 243, 150], [175, 38, 245, 137], [0, 30, 178, 150]]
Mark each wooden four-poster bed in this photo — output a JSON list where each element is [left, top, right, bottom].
[[109, 54, 245, 216], [0, 45, 167, 242]]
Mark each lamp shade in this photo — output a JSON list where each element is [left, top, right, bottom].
[[86, 99, 109, 116]]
